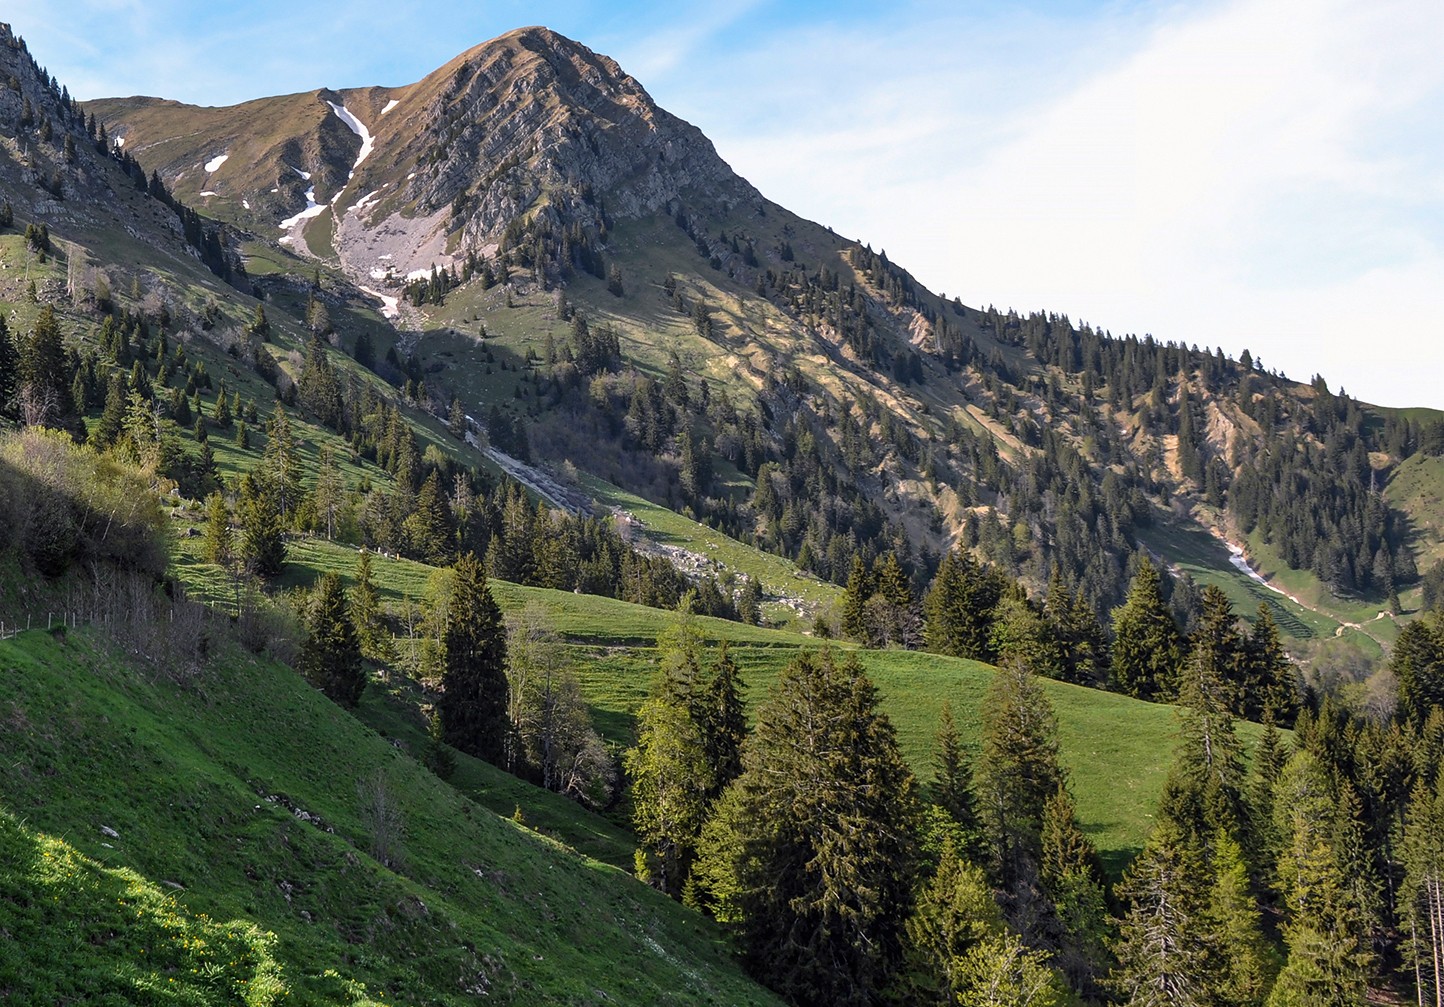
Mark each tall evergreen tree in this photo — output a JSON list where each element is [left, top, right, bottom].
[[1268, 751, 1374, 1006], [262, 403, 301, 521], [351, 550, 391, 663], [0, 312, 18, 421], [202, 491, 231, 565], [439, 553, 509, 764], [1401, 780, 1444, 1007], [840, 554, 873, 643], [976, 659, 1067, 936], [298, 572, 364, 707], [1110, 556, 1184, 700], [626, 686, 712, 897], [698, 640, 746, 801], [1108, 822, 1213, 1007], [904, 837, 1005, 1005], [237, 471, 286, 578], [699, 650, 919, 1006], [930, 699, 980, 844]]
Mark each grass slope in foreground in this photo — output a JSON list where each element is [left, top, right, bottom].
[[0, 628, 781, 1007]]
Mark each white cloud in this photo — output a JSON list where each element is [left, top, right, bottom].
[[683, 0, 1444, 408]]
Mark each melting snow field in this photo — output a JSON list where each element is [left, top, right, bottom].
[[291, 166, 311, 180], [326, 101, 375, 176], [204, 153, 228, 173], [199, 191, 218, 197], [359, 286, 399, 319], [381, 99, 399, 115], [279, 186, 325, 230]]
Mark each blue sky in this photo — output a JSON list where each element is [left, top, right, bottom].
[[10, 0, 1444, 409]]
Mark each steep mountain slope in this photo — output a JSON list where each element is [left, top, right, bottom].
[[85, 24, 1442, 664], [0, 627, 784, 1006]]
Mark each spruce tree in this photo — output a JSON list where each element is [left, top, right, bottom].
[[1040, 785, 1113, 993], [699, 650, 918, 1006], [976, 659, 1066, 911], [841, 554, 873, 643], [903, 837, 1005, 1005], [1269, 751, 1374, 1006], [698, 640, 746, 801], [1109, 556, 1184, 700], [930, 699, 980, 846], [351, 550, 391, 662], [298, 572, 364, 707], [1202, 830, 1276, 1007], [439, 553, 509, 764], [203, 491, 231, 565], [237, 471, 286, 578], [1109, 820, 1213, 1007], [262, 403, 301, 520], [1247, 604, 1299, 723], [625, 687, 712, 897], [0, 312, 17, 421], [1401, 781, 1444, 1007]]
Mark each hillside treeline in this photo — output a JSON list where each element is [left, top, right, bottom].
[[609, 605, 1444, 1007]]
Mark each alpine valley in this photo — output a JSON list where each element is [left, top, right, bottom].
[[3, 21, 1444, 1007]]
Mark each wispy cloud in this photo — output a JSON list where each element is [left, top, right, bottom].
[[680, 0, 1444, 407], [10, 0, 1442, 406]]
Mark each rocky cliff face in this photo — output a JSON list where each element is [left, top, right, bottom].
[[90, 27, 760, 292], [335, 26, 761, 285]]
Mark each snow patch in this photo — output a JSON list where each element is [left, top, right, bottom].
[[242, 199, 251, 209], [377, 254, 392, 260], [279, 186, 326, 229], [359, 285, 399, 319], [351, 189, 382, 215], [368, 267, 393, 280], [199, 190, 218, 197], [114, 137, 125, 148], [291, 166, 311, 180], [381, 99, 399, 115], [204, 153, 228, 173], [325, 101, 375, 175]]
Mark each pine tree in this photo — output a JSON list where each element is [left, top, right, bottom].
[[625, 686, 712, 897], [298, 572, 364, 707], [351, 550, 391, 663], [237, 471, 286, 578], [698, 640, 746, 801], [1110, 556, 1185, 700], [439, 553, 509, 764], [0, 313, 17, 421], [1108, 822, 1213, 1007], [696, 650, 919, 1006], [1268, 751, 1374, 1006], [203, 491, 231, 565], [841, 554, 873, 643], [261, 403, 301, 521], [976, 659, 1066, 914]]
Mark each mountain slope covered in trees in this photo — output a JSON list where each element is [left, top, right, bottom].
[[6, 17, 1444, 1006]]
